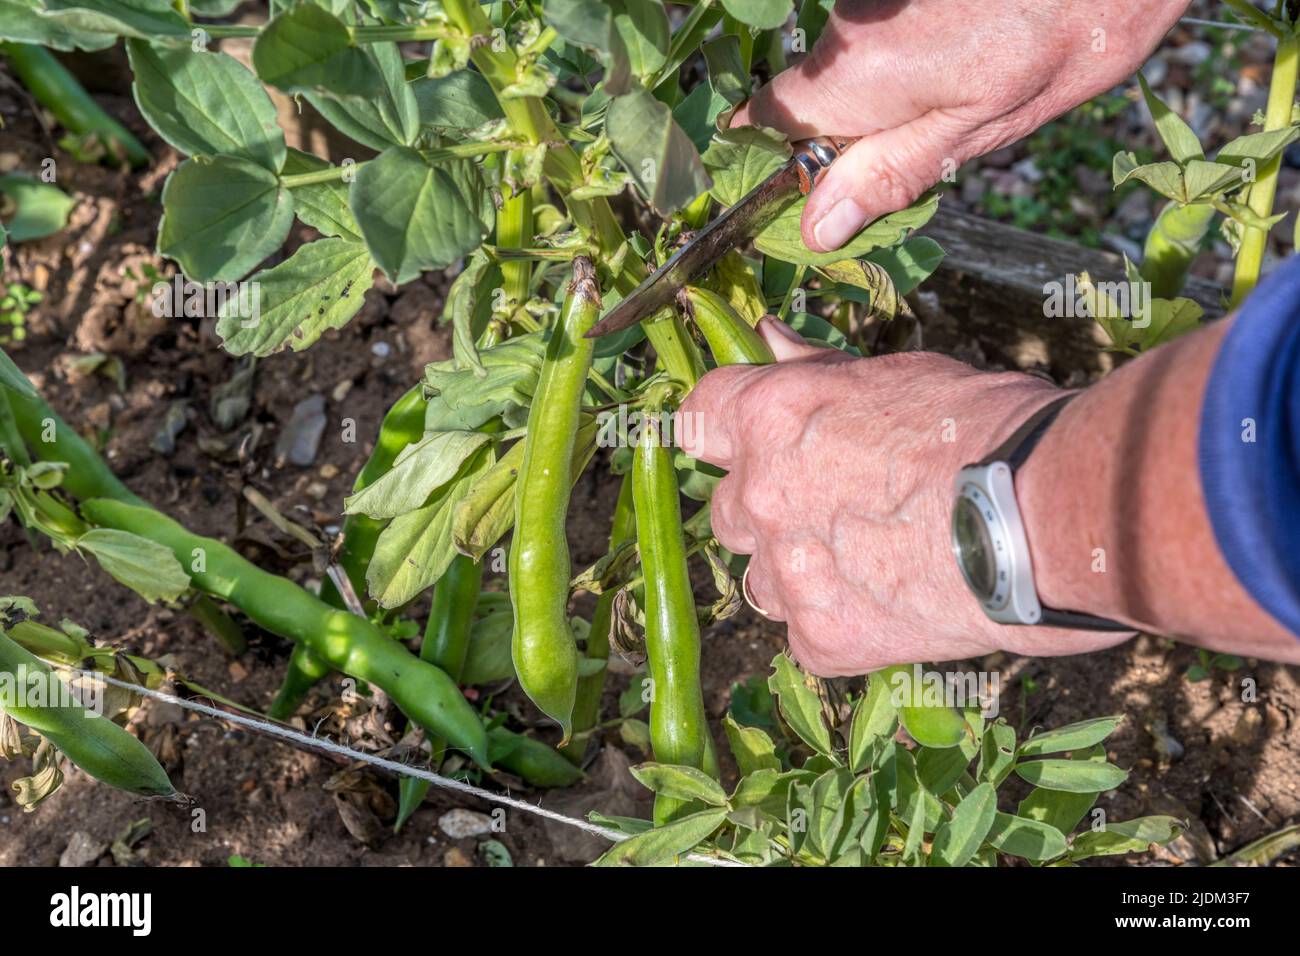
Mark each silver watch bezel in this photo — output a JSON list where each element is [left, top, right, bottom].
[[953, 463, 1043, 626]]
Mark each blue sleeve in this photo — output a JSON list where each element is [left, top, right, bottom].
[[1198, 254, 1300, 639]]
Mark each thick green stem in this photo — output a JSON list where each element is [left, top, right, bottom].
[[497, 157, 535, 305], [1, 43, 151, 168], [1230, 34, 1299, 307]]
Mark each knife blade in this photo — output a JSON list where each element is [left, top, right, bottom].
[[585, 136, 853, 338]]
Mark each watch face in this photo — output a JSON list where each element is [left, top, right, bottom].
[[953, 495, 996, 600]]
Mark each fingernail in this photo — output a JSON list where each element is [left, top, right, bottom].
[[758, 316, 803, 342], [812, 198, 866, 252]]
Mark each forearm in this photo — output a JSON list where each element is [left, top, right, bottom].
[[1018, 318, 1300, 662]]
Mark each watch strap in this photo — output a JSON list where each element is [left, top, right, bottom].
[[979, 394, 1075, 469], [978, 392, 1134, 633]]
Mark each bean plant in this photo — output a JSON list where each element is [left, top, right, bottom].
[[0, 0, 1284, 865]]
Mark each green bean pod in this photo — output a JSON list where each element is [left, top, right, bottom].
[[79, 498, 490, 767], [0, 630, 174, 796], [679, 285, 775, 366], [633, 404, 720, 824], [0, 43, 150, 168], [488, 725, 585, 788], [1139, 201, 1215, 299], [508, 257, 602, 740], [878, 664, 969, 749]]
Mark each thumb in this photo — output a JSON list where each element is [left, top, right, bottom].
[[803, 117, 965, 253], [757, 315, 821, 362]]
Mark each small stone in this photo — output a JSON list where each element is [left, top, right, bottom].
[[371, 341, 392, 359], [274, 394, 327, 467], [228, 660, 249, 683], [319, 463, 339, 480], [60, 831, 106, 868], [438, 808, 493, 839], [331, 379, 354, 403], [305, 481, 328, 501], [443, 847, 473, 867]]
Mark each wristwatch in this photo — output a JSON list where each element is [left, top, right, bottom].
[[951, 394, 1132, 631]]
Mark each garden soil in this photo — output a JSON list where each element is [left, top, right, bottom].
[[1, 44, 1297, 869]]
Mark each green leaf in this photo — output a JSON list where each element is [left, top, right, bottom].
[[1182, 160, 1246, 200], [279, 149, 361, 240], [366, 450, 491, 607], [440, 248, 500, 375], [630, 763, 728, 807], [0, 347, 36, 397], [986, 812, 1069, 861], [702, 125, 790, 206], [127, 40, 285, 171], [610, 0, 669, 78], [77, 528, 189, 603], [40, 0, 188, 39], [305, 41, 418, 150], [978, 721, 1017, 786], [861, 236, 945, 297], [720, 0, 792, 30], [0, 175, 77, 243], [1128, 296, 1203, 353], [345, 430, 491, 520], [215, 237, 374, 356], [722, 713, 780, 776], [350, 146, 494, 284], [252, 4, 382, 99], [1068, 816, 1184, 861], [756, 192, 941, 266], [916, 743, 973, 796], [0, 0, 115, 50], [1015, 758, 1128, 793], [544, 0, 631, 96], [1018, 715, 1124, 757], [1112, 153, 1186, 200], [1216, 126, 1300, 167], [423, 333, 547, 432], [606, 86, 712, 217], [1138, 73, 1203, 164], [673, 80, 730, 153], [592, 808, 727, 866], [847, 671, 897, 773], [930, 781, 996, 867], [158, 156, 293, 282], [411, 70, 503, 131], [702, 34, 748, 107], [766, 653, 834, 756], [1017, 745, 1106, 835]]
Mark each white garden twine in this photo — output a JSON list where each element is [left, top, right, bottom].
[[55, 665, 747, 867]]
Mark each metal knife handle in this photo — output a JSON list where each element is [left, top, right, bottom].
[[792, 136, 856, 195]]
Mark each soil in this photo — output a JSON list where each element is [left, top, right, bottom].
[[1, 28, 1297, 869]]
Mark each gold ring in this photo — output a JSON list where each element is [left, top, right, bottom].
[[742, 564, 772, 620]]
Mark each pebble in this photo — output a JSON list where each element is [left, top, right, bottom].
[[306, 481, 329, 501], [59, 831, 106, 868], [319, 463, 339, 480], [274, 394, 327, 467], [438, 808, 493, 839], [371, 341, 391, 359], [443, 847, 473, 867]]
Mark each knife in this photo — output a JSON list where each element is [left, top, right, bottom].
[[585, 135, 855, 338]]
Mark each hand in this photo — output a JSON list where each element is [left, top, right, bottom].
[[679, 319, 1134, 676], [733, 0, 1190, 252]]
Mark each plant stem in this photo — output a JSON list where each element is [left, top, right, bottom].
[[1229, 32, 1299, 306], [497, 155, 535, 305]]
